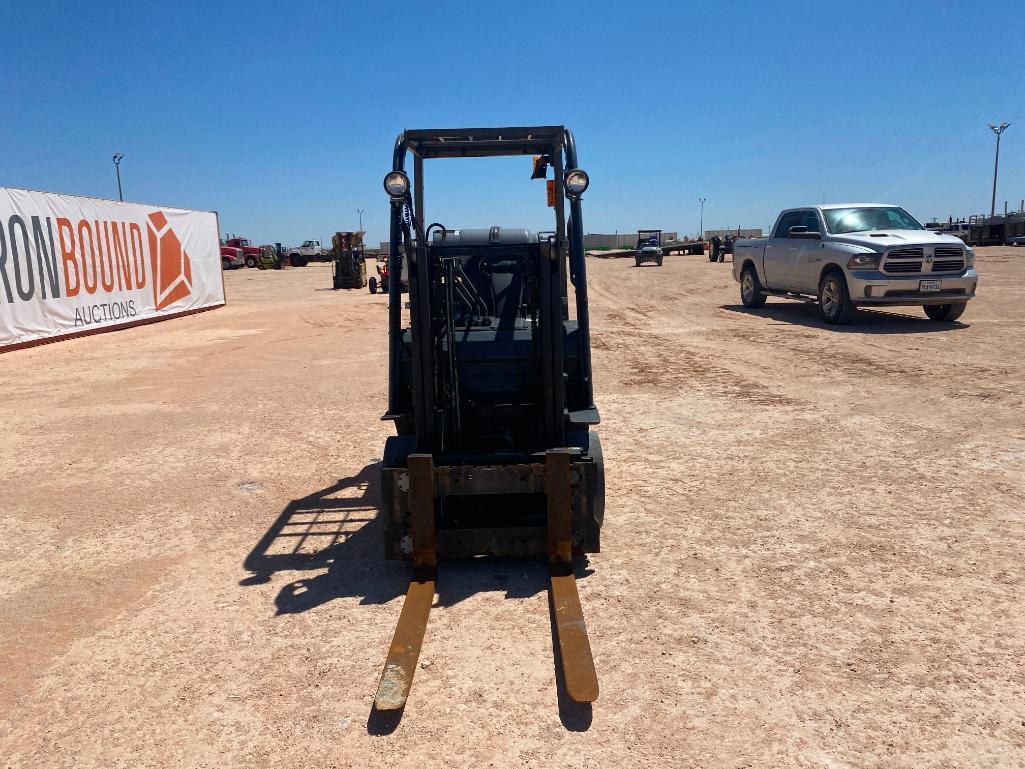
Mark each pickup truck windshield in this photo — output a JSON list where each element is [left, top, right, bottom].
[[824, 207, 923, 234]]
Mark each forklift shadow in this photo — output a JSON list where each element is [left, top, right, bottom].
[[240, 462, 409, 612], [436, 559, 548, 606], [240, 464, 596, 613], [720, 303, 969, 334], [434, 557, 593, 607]]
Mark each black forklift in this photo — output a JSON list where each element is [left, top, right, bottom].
[[375, 126, 604, 712]]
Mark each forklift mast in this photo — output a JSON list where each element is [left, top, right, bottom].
[[383, 126, 597, 455]]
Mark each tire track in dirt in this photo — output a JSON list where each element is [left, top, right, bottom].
[[592, 325, 799, 408], [589, 263, 799, 407]]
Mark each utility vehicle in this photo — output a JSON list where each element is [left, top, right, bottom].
[[635, 229, 663, 267]]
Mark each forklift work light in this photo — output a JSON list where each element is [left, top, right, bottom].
[[384, 171, 410, 199], [564, 169, 589, 197]]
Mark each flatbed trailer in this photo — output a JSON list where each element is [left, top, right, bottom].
[[662, 240, 705, 255]]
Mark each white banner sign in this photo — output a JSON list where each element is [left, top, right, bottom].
[[0, 187, 224, 351]]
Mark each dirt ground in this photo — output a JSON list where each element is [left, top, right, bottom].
[[2, 250, 1023, 768]]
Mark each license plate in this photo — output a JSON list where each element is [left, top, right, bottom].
[[920, 280, 941, 292]]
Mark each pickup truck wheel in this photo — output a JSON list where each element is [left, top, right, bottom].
[[818, 271, 857, 324], [368, 276, 378, 294], [740, 265, 766, 308], [924, 302, 966, 322]]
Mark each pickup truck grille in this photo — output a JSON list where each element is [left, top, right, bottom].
[[883, 246, 924, 274], [932, 258, 965, 273], [888, 247, 924, 259], [932, 246, 965, 273], [885, 261, 923, 273], [882, 246, 965, 275]]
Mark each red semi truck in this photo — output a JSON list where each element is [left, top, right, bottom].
[[223, 236, 262, 268], [220, 239, 245, 270]]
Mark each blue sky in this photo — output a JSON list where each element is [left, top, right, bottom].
[[2, 0, 1022, 243]]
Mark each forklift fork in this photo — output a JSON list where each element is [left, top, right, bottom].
[[373, 451, 598, 712], [545, 450, 600, 703], [374, 454, 436, 711]]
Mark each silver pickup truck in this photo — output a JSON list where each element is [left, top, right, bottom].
[[733, 204, 979, 324]]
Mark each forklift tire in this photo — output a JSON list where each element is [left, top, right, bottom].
[[588, 432, 605, 530], [708, 252, 717, 262], [245, 256, 257, 269], [656, 255, 663, 266], [578, 431, 604, 553], [369, 276, 378, 294], [383, 435, 417, 468], [634, 256, 641, 267]]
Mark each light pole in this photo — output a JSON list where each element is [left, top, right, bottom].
[[988, 122, 1010, 219], [698, 197, 706, 240], [357, 208, 364, 235], [112, 153, 124, 201]]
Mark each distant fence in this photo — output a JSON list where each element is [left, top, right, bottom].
[[584, 232, 678, 249], [386, 234, 685, 251]]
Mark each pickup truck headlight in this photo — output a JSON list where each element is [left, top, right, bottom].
[[965, 248, 975, 266], [847, 252, 881, 270]]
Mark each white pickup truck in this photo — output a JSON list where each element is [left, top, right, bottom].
[[283, 240, 327, 266], [733, 204, 978, 324]]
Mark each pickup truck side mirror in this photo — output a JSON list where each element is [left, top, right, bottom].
[[788, 225, 822, 240]]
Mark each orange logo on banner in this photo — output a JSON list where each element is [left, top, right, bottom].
[[146, 211, 193, 310]]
